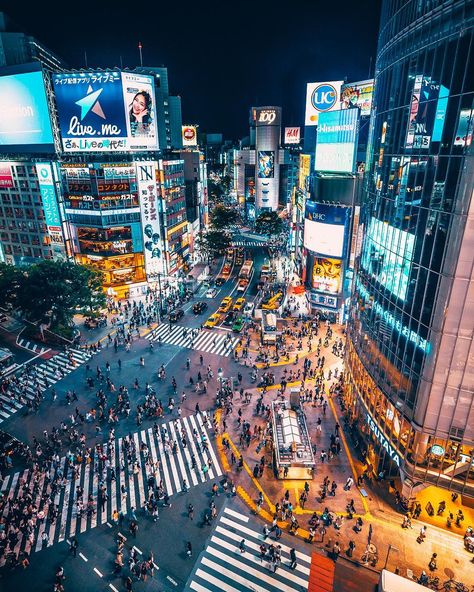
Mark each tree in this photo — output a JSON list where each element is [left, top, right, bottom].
[[255, 211, 284, 236], [17, 260, 106, 328], [197, 230, 232, 260], [0, 263, 25, 310], [210, 205, 238, 230]]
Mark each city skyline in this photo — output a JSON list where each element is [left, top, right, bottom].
[[4, 1, 380, 138]]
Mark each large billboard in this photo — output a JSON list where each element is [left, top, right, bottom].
[[341, 79, 374, 116], [304, 202, 347, 257], [0, 71, 53, 149], [405, 75, 449, 149], [0, 164, 14, 188], [136, 162, 165, 280], [284, 127, 300, 144], [315, 109, 359, 173], [257, 151, 274, 178], [36, 162, 63, 246], [360, 217, 415, 302], [53, 71, 158, 152], [305, 81, 343, 126], [298, 154, 311, 190], [255, 107, 281, 127], [121, 72, 158, 151], [182, 125, 197, 146], [312, 257, 342, 293]]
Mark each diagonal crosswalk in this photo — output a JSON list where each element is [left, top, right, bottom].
[[186, 507, 311, 592], [145, 323, 240, 357], [0, 414, 221, 563], [0, 348, 92, 424]]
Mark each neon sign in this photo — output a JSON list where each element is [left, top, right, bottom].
[[366, 412, 400, 466]]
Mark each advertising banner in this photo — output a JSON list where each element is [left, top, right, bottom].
[[454, 108, 474, 147], [312, 257, 342, 294], [315, 109, 359, 173], [182, 125, 197, 146], [257, 151, 274, 178], [305, 81, 343, 126], [304, 202, 347, 257], [284, 127, 300, 144], [122, 72, 158, 151], [341, 80, 374, 116], [36, 163, 61, 229], [0, 71, 53, 148], [298, 154, 311, 190], [360, 217, 415, 302], [53, 71, 157, 152], [255, 107, 281, 127], [136, 162, 165, 280], [0, 163, 14, 188], [406, 75, 449, 149]]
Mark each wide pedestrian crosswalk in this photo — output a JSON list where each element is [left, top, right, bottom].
[[0, 348, 92, 424], [231, 240, 269, 248], [186, 507, 311, 592], [145, 323, 240, 357], [0, 414, 221, 563]]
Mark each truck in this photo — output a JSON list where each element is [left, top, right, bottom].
[[261, 312, 277, 344], [237, 260, 253, 292]]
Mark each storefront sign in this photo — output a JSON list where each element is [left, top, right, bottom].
[[366, 412, 400, 466]]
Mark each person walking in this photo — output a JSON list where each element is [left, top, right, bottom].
[[289, 548, 297, 570], [125, 576, 133, 591], [69, 536, 78, 557], [239, 539, 246, 553], [347, 540, 356, 557], [332, 542, 341, 561]]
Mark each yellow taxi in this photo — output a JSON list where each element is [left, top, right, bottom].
[[218, 296, 233, 313], [204, 313, 222, 328], [233, 297, 246, 311]]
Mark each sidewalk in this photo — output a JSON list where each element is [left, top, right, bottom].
[[217, 320, 474, 586]]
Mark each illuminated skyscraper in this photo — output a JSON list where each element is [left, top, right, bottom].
[[345, 0, 474, 498]]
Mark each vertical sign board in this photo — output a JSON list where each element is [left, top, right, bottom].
[[0, 163, 14, 188], [136, 162, 165, 281], [36, 163, 63, 246]]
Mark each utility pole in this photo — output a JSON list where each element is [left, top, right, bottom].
[[138, 42, 143, 67]]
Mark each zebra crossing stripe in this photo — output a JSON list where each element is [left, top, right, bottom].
[[145, 324, 239, 357], [0, 415, 221, 563], [187, 513, 311, 592]]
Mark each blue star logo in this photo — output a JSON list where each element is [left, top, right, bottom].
[[75, 85, 106, 120]]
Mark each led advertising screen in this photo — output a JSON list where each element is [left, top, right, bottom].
[[312, 258, 342, 293], [0, 71, 53, 149], [257, 151, 274, 178], [341, 79, 374, 117], [405, 75, 449, 149], [314, 109, 359, 173], [182, 125, 197, 146], [255, 107, 281, 127], [305, 81, 343, 126], [298, 154, 311, 190], [53, 71, 158, 152], [136, 162, 165, 280], [360, 217, 415, 301], [284, 127, 300, 144], [454, 108, 474, 147], [304, 202, 347, 257], [0, 163, 14, 188], [122, 72, 158, 151]]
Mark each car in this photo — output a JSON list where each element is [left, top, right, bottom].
[[236, 257, 243, 266], [237, 279, 249, 292], [169, 309, 184, 322], [204, 313, 222, 328], [232, 317, 245, 332], [218, 296, 233, 313], [222, 263, 232, 275], [192, 301, 208, 315], [243, 301, 255, 316], [205, 287, 218, 298], [223, 311, 236, 326], [215, 276, 226, 286], [233, 297, 245, 311]]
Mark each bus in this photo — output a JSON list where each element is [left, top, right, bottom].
[[239, 260, 253, 279]]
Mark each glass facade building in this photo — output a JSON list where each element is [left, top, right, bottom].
[[345, 0, 474, 497]]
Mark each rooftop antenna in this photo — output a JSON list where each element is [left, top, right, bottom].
[[368, 56, 373, 78], [138, 42, 143, 67], [120, 55, 123, 69], [84, 50, 88, 68]]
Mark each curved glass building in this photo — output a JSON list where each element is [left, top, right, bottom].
[[345, 0, 474, 498]]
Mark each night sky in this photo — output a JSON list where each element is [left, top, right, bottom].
[[5, 1, 381, 140]]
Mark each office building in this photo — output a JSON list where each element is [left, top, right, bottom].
[[345, 0, 474, 499]]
